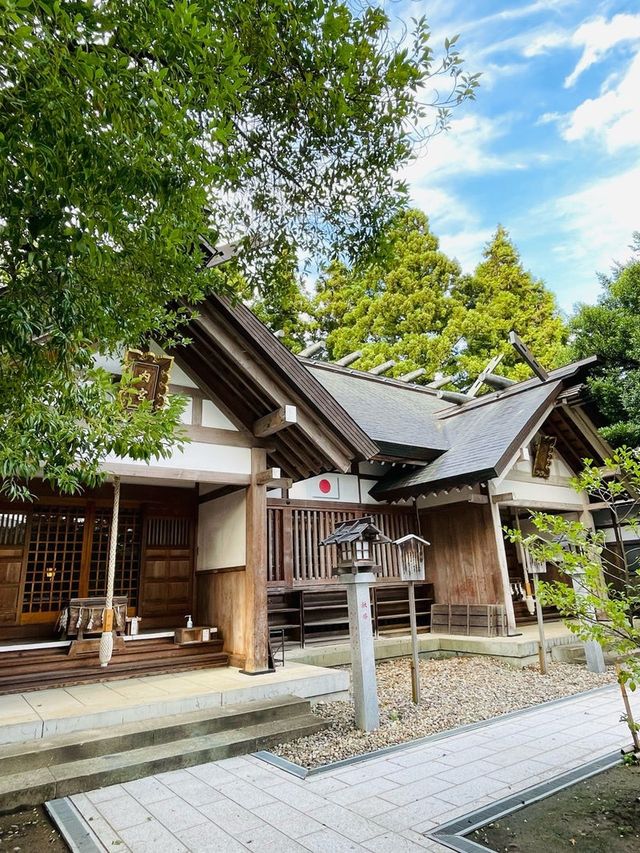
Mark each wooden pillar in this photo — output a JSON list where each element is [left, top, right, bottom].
[[488, 482, 517, 634], [243, 448, 270, 673]]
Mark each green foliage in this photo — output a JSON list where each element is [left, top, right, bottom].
[[242, 242, 311, 354], [453, 226, 569, 383], [311, 210, 465, 377], [571, 235, 640, 448], [506, 448, 640, 689], [306, 217, 568, 386], [0, 1, 476, 498]]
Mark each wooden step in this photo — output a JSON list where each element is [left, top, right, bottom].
[[0, 637, 229, 694], [0, 695, 326, 812]]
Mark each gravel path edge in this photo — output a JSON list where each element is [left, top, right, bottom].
[[257, 682, 618, 777]]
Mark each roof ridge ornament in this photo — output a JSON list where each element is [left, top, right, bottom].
[[509, 331, 549, 381]]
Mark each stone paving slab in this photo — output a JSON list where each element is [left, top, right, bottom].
[[66, 684, 639, 852], [0, 662, 349, 744]]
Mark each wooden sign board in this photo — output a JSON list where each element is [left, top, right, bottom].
[[399, 549, 426, 583], [122, 350, 173, 411], [532, 435, 556, 479], [530, 558, 547, 575]]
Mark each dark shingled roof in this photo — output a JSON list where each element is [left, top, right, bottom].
[[371, 381, 562, 500], [305, 363, 450, 461], [301, 356, 603, 499]]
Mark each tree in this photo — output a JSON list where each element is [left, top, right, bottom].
[[0, 2, 479, 499], [242, 241, 311, 354], [311, 209, 466, 377], [571, 236, 640, 448], [507, 449, 640, 752], [452, 226, 569, 383]]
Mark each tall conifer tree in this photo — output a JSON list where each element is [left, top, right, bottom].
[[311, 210, 465, 378], [452, 226, 568, 382]]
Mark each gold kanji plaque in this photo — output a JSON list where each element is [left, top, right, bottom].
[[122, 350, 173, 410]]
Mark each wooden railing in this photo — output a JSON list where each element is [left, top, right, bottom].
[[267, 500, 418, 587]]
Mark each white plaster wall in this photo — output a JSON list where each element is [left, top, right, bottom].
[[201, 399, 238, 431], [286, 472, 384, 505], [197, 490, 246, 570], [500, 444, 582, 508], [499, 477, 583, 508], [105, 441, 252, 476]]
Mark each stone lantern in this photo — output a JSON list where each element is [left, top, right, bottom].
[[321, 517, 390, 731]]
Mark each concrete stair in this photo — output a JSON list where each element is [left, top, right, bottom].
[[0, 694, 324, 813]]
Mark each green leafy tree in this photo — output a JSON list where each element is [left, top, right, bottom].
[[242, 242, 311, 354], [452, 226, 569, 383], [0, 2, 479, 499], [311, 209, 466, 377], [571, 236, 640, 448], [507, 449, 640, 752]]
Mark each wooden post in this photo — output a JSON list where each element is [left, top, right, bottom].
[[488, 484, 517, 634], [408, 580, 421, 704], [243, 448, 270, 674], [532, 573, 547, 674]]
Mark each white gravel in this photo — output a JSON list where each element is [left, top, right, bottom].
[[274, 656, 615, 768]]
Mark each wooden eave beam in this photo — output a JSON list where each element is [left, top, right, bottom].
[[255, 468, 293, 489], [253, 405, 297, 438]]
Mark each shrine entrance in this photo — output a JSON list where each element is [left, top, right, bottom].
[[0, 483, 197, 642]]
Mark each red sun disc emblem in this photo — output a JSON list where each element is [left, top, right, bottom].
[[318, 478, 332, 494]]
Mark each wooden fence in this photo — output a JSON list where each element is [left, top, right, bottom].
[[267, 501, 418, 587]]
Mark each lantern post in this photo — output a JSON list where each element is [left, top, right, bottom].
[[394, 534, 430, 704], [320, 517, 390, 731]]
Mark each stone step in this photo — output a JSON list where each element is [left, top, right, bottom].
[[0, 693, 311, 774], [0, 707, 325, 813]]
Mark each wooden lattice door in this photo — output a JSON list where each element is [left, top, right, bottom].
[[21, 506, 87, 622], [138, 516, 195, 628]]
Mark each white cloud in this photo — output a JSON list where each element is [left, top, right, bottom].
[[542, 164, 640, 297], [519, 12, 640, 87], [561, 50, 640, 151], [438, 228, 492, 273], [564, 13, 640, 86], [407, 114, 523, 180]]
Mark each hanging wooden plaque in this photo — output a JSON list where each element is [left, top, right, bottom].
[[532, 435, 556, 479], [122, 350, 173, 411]]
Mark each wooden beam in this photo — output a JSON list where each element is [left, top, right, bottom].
[[488, 481, 517, 634], [509, 331, 549, 381], [104, 463, 251, 485], [491, 492, 514, 504], [243, 448, 269, 673], [253, 405, 297, 438], [399, 368, 426, 382], [255, 468, 293, 489], [467, 494, 489, 504], [369, 359, 396, 375], [468, 353, 504, 398], [335, 351, 362, 367]]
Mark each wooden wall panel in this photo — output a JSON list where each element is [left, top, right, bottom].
[[196, 570, 246, 666], [420, 502, 502, 605], [0, 549, 23, 625]]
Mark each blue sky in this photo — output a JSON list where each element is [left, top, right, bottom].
[[389, 1, 640, 312]]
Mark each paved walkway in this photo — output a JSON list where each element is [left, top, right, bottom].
[[68, 684, 639, 853]]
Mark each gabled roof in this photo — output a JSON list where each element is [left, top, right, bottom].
[[300, 355, 608, 500], [305, 362, 450, 461], [372, 381, 562, 500], [173, 296, 378, 480]]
